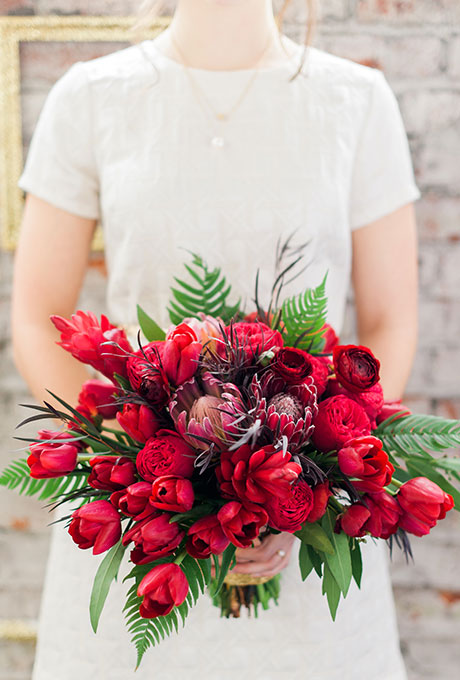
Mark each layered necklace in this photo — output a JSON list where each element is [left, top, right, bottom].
[[167, 27, 280, 149]]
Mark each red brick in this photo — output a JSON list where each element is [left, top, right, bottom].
[[356, 0, 460, 24], [0, 0, 34, 14], [416, 194, 460, 241]]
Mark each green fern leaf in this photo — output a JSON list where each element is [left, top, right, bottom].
[[375, 414, 460, 459], [167, 252, 240, 325], [279, 272, 329, 354]]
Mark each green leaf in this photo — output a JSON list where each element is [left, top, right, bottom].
[[375, 413, 460, 460], [322, 564, 341, 620], [307, 544, 324, 577], [295, 522, 334, 555], [209, 543, 237, 597], [279, 272, 328, 354], [90, 540, 126, 633], [350, 538, 363, 589], [321, 509, 353, 597], [298, 541, 314, 581], [137, 304, 166, 341]]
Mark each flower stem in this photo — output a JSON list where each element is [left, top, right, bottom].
[[387, 477, 404, 490], [174, 548, 188, 566], [77, 454, 93, 463]]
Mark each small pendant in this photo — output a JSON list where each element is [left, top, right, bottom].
[[211, 136, 225, 149], [216, 112, 228, 121]]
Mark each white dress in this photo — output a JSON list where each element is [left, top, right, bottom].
[[18, 30, 421, 680]]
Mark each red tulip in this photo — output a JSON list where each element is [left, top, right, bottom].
[[51, 311, 132, 382], [110, 482, 156, 521], [186, 514, 230, 559], [68, 500, 121, 555], [397, 477, 454, 537], [77, 379, 120, 420], [337, 491, 401, 539], [337, 436, 394, 493], [138, 563, 189, 618], [122, 514, 184, 564], [88, 455, 137, 491], [217, 501, 268, 548], [163, 323, 202, 385], [150, 475, 194, 513], [336, 503, 371, 538], [27, 431, 79, 479], [376, 399, 411, 426], [116, 403, 160, 442]]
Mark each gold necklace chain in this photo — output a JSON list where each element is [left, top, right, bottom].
[[169, 28, 278, 122]]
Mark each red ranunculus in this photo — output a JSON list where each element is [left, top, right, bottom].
[[88, 455, 137, 491], [312, 395, 371, 453], [272, 347, 328, 396], [68, 500, 121, 555], [223, 322, 283, 365], [216, 444, 301, 505], [110, 482, 156, 521], [397, 477, 455, 537], [306, 482, 332, 523], [163, 323, 202, 385], [376, 399, 412, 426], [337, 436, 394, 493], [138, 563, 189, 618], [327, 378, 384, 428], [77, 379, 120, 420], [51, 311, 132, 382], [27, 431, 80, 479], [265, 479, 314, 532], [186, 515, 230, 559], [116, 403, 160, 443], [333, 344, 380, 393], [150, 475, 194, 513], [122, 514, 184, 564], [126, 342, 169, 407], [217, 501, 268, 548], [136, 430, 196, 481]]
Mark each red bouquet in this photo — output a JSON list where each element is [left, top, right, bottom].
[[2, 245, 459, 668]]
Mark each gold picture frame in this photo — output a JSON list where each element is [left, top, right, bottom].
[[0, 14, 170, 251]]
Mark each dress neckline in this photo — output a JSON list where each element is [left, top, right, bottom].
[[141, 30, 307, 78]]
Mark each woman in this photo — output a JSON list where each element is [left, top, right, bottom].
[[12, 1, 420, 678]]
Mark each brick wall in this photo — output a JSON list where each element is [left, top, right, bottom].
[[1, 1, 459, 678]]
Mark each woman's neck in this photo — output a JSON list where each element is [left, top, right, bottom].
[[156, 0, 292, 71]]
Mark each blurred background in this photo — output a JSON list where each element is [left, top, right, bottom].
[[0, 1, 459, 678]]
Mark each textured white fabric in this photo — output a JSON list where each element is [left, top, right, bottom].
[[17, 31, 420, 679]]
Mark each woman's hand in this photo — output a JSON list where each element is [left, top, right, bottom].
[[210, 532, 296, 580]]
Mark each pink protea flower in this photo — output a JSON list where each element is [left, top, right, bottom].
[[51, 311, 132, 382], [250, 371, 318, 453], [168, 371, 247, 452]]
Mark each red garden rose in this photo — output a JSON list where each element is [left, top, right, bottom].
[[138, 563, 188, 618], [149, 475, 194, 513], [68, 500, 121, 555], [327, 378, 384, 428], [136, 430, 196, 481], [126, 341, 169, 407], [376, 399, 412, 426], [337, 436, 394, 493], [306, 482, 332, 523], [51, 311, 132, 382], [223, 321, 283, 364], [397, 477, 455, 537], [163, 323, 202, 385], [265, 479, 314, 533], [88, 455, 137, 491], [77, 379, 120, 420], [217, 501, 268, 548], [311, 395, 371, 453], [272, 347, 329, 397], [27, 430, 80, 479], [333, 344, 380, 393], [110, 481, 156, 521], [186, 515, 230, 559], [216, 443, 301, 505], [116, 403, 160, 443], [122, 513, 184, 564]]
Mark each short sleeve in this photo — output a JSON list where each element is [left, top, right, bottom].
[[348, 69, 421, 231], [18, 61, 100, 220]]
